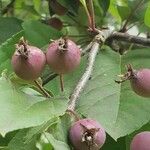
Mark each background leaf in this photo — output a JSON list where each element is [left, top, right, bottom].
[[101, 135, 126, 150], [22, 20, 62, 48], [144, 2, 150, 27], [42, 132, 70, 150], [0, 31, 24, 73], [0, 74, 67, 136], [8, 129, 38, 150], [0, 17, 22, 44], [74, 48, 150, 140], [58, 0, 79, 15]]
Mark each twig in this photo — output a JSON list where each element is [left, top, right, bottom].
[[34, 80, 51, 98], [67, 30, 111, 111], [67, 42, 99, 111], [1, 0, 15, 15], [66, 109, 80, 121], [81, 41, 94, 56], [110, 32, 150, 47], [120, 0, 144, 32]]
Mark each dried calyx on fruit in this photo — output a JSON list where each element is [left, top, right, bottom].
[[115, 64, 150, 97], [130, 131, 150, 150], [11, 37, 46, 80], [69, 118, 106, 150], [46, 37, 81, 74]]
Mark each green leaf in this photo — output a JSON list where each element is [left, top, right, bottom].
[[111, 49, 150, 139], [97, 0, 110, 16], [49, 114, 72, 144], [101, 135, 126, 150], [79, 0, 90, 18], [25, 118, 59, 144], [144, 2, 150, 27], [0, 17, 22, 44], [38, 114, 71, 150], [58, 0, 79, 15], [14, 0, 40, 20], [0, 131, 17, 147], [0, 31, 24, 73], [117, 5, 131, 21], [76, 48, 121, 139], [42, 132, 70, 150], [22, 20, 62, 48], [129, 0, 149, 24], [33, 0, 41, 13], [0, 74, 67, 136], [108, 0, 121, 22], [118, 0, 149, 26], [75, 48, 150, 140], [115, 0, 131, 21], [8, 129, 38, 150], [93, 0, 103, 25]]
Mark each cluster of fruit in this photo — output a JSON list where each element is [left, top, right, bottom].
[[11, 37, 150, 149], [11, 37, 81, 80]]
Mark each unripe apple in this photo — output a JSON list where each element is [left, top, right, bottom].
[[46, 38, 81, 74], [69, 118, 106, 150], [11, 38, 46, 80], [130, 131, 150, 150]]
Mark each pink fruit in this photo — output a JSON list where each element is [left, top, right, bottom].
[[46, 38, 81, 74], [130, 131, 150, 150], [11, 38, 46, 80], [130, 69, 150, 97], [116, 64, 150, 98], [69, 118, 106, 150]]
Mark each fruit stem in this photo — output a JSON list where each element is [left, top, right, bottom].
[[115, 64, 135, 83], [59, 74, 64, 92], [66, 109, 80, 121], [34, 80, 51, 98], [86, 0, 96, 32]]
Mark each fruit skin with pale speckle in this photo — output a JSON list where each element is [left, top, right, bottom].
[[130, 131, 150, 150], [130, 69, 150, 97], [12, 44, 46, 81], [69, 118, 106, 150], [46, 38, 81, 74]]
